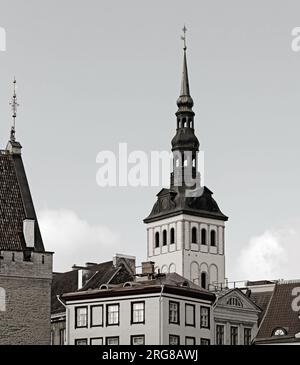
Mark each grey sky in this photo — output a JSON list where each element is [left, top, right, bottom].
[[0, 0, 300, 281]]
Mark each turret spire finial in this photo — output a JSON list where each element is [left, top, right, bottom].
[[181, 25, 187, 50], [9, 77, 19, 142]]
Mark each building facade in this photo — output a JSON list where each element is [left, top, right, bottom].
[[62, 269, 215, 345], [213, 288, 261, 345], [51, 253, 136, 345]]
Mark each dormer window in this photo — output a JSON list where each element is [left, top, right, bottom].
[[272, 328, 287, 336], [227, 296, 243, 307]]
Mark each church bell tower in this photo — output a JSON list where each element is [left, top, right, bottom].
[[144, 29, 228, 290]]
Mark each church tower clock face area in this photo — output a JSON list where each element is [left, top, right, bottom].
[[144, 29, 228, 290]]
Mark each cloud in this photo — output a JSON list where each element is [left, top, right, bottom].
[[233, 219, 300, 281], [38, 209, 122, 272]]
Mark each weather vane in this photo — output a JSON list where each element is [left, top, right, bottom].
[[9, 77, 19, 141], [181, 25, 187, 50]]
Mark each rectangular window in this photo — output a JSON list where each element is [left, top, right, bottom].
[[75, 338, 87, 345], [59, 328, 65, 345], [50, 331, 54, 345], [216, 324, 224, 345], [169, 301, 180, 324], [200, 306, 210, 328], [90, 337, 103, 345], [91, 305, 103, 327], [75, 306, 88, 328], [201, 338, 211, 345], [185, 304, 195, 327], [169, 335, 180, 345], [244, 328, 252, 345], [106, 336, 119, 345], [185, 337, 195, 345], [131, 335, 145, 345], [230, 326, 238, 345], [107, 304, 119, 326], [131, 302, 145, 324]]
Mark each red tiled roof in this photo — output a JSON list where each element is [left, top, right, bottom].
[[256, 281, 300, 339]]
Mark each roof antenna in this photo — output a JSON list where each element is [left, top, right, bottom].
[[9, 77, 19, 142]]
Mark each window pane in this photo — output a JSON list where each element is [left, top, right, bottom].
[[75, 339, 87, 345], [132, 336, 145, 345], [91, 306, 103, 326], [169, 302, 179, 323], [107, 305, 119, 325], [107, 337, 119, 345], [169, 335, 179, 345], [200, 307, 209, 328], [185, 337, 195, 345], [230, 326, 238, 345], [185, 304, 195, 326], [201, 338, 210, 345], [244, 328, 251, 345], [91, 338, 103, 345], [216, 325, 224, 345], [132, 302, 144, 323], [76, 307, 87, 327]]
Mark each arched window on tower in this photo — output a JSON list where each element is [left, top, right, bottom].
[[201, 272, 207, 289], [210, 230, 216, 246], [201, 228, 207, 245], [192, 227, 197, 244], [155, 232, 160, 248], [0, 287, 6, 312], [170, 228, 175, 244], [163, 230, 167, 246]]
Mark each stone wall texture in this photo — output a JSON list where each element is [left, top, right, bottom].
[[0, 251, 52, 345]]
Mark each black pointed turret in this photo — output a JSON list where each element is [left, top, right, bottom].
[[172, 48, 199, 153], [176, 48, 194, 113]]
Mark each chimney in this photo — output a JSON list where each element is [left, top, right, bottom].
[[23, 219, 35, 248], [77, 269, 83, 290], [141, 261, 155, 276]]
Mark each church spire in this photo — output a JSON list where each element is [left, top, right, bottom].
[[177, 26, 194, 114]]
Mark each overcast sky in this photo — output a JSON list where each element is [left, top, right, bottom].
[[1, 0, 300, 282]]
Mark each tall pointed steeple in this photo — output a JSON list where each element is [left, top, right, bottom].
[[171, 27, 199, 189], [176, 26, 194, 115]]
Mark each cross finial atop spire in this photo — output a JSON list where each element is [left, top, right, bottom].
[[181, 25, 187, 50], [9, 77, 19, 142]]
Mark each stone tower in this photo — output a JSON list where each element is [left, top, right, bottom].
[[0, 80, 53, 344]]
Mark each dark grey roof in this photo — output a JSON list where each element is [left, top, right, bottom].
[[51, 261, 134, 314], [144, 186, 228, 223], [0, 150, 44, 252], [62, 272, 216, 303]]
